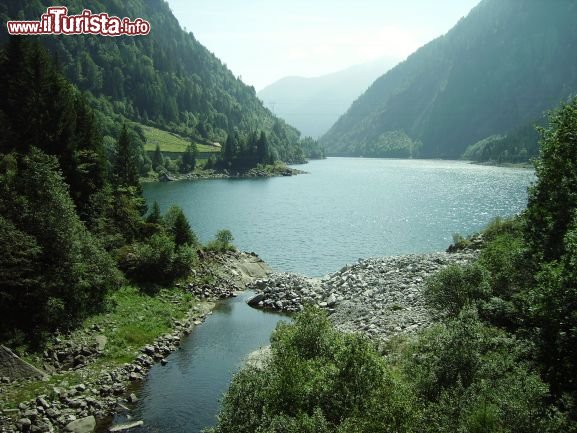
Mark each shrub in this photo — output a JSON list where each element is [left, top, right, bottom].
[[118, 233, 195, 285], [210, 307, 415, 433], [425, 263, 491, 316], [206, 229, 235, 252]]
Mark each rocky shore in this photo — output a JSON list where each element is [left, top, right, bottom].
[[0, 251, 272, 433], [145, 165, 306, 183], [247, 250, 479, 341]]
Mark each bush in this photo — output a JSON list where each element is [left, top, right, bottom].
[[210, 307, 415, 433], [118, 233, 195, 285], [425, 263, 491, 317], [404, 307, 564, 433], [206, 229, 235, 252]]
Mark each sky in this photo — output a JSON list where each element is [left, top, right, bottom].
[[166, 0, 481, 91]]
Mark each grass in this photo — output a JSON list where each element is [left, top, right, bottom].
[[140, 124, 220, 154], [1, 286, 208, 410]]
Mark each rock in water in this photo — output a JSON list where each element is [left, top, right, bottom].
[[0, 345, 47, 380], [109, 420, 144, 432], [247, 293, 265, 306], [65, 416, 96, 433]]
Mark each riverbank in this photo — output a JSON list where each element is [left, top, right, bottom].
[[141, 164, 307, 183], [247, 249, 480, 342], [0, 252, 272, 433]]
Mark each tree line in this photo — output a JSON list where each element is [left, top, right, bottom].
[[0, 38, 200, 347]]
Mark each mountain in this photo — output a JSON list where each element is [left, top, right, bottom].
[[0, 0, 305, 163], [320, 0, 577, 160], [258, 57, 397, 139]]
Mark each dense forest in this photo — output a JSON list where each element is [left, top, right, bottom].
[[320, 0, 577, 162], [0, 37, 201, 346], [211, 98, 577, 432], [0, 0, 321, 167]]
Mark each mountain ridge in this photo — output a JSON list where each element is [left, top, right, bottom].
[[258, 57, 397, 139], [320, 0, 577, 160]]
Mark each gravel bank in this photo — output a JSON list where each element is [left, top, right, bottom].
[[247, 251, 479, 341]]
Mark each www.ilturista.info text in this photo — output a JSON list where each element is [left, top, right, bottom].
[[7, 7, 151, 36]]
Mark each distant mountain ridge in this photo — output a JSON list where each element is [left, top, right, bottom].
[[258, 57, 397, 139], [320, 0, 577, 160]]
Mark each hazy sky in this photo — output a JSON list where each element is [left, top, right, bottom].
[[166, 0, 481, 90]]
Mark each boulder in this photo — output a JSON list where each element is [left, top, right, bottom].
[[247, 293, 265, 306], [95, 335, 107, 351], [0, 345, 47, 380], [64, 416, 96, 433]]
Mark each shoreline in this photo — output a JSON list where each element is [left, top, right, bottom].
[[1, 246, 481, 432], [140, 165, 307, 183], [247, 248, 481, 343], [0, 251, 273, 433]]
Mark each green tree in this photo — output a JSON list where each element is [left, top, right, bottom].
[[164, 206, 197, 247], [222, 132, 237, 168], [526, 98, 577, 262], [523, 98, 577, 402], [211, 307, 414, 433], [146, 201, 162, 225], [114, 124, 140, 187], [256, 130, 271, 164], [181, 142, 198, 173], [0, 149, 121, 343], [0, 38, 107, 220], [152, 144, 164, 172]]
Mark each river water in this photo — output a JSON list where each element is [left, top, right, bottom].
[[110, 292, 287, 433]]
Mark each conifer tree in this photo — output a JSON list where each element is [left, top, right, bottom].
[[181, 142, 198, 173], [152, 144, 164, 172], [114, 124, 140, 187]]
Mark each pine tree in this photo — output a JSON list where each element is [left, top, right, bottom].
[[222, 133, 237, 168], [152, 144, 164, 172], [0, 37, 106, 221], [146, 201, 162, 225], [114, 124, 140, 187], [257, 131, 272, 164], [164, 206, 197, 247], [181, 142, 198, 173]]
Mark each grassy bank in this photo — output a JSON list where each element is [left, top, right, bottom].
[[1, 286, 209, 410]]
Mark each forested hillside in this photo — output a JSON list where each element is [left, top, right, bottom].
[[0, 0, 306, 164], [320, 0, 577, 161]]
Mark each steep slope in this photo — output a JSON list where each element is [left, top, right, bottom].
[[320, 0, 577, 159], [258, 57, 397, 139], [0, 0, 304, 163]]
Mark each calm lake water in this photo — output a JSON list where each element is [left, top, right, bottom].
[[144, 158, 534, 277]]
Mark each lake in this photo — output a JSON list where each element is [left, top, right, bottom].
[[144, 158, 534, 277]]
